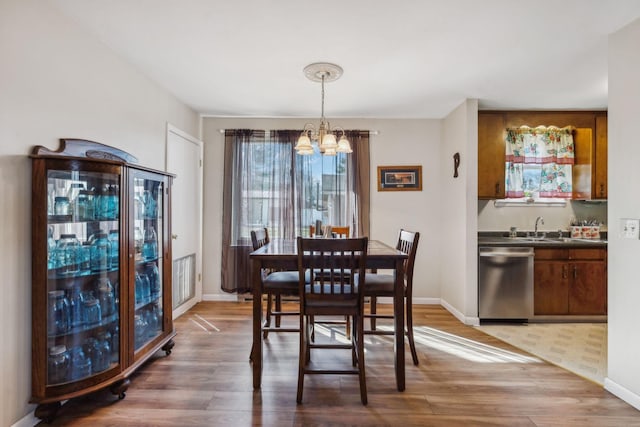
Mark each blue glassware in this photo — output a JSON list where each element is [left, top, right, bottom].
[[69, 346, 92, 381], [68, 285, 85, 328], [108, 229, 119, 267], [83, 337, 102, 374], [90, 232, 111, 271], [142, 227, 158, 260], [145, 262, 160, 299], [98, 278, 116, 319], [48, 345, 70, 384], [48, 290, 70, 336], [56, 234, 80, 274], [83, 298, 101, 325], [142, 189, 157, 219]]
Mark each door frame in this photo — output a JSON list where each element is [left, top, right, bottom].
[[166, 123, 203, 319]]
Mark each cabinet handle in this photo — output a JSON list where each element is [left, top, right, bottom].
[[495, 182, 501, 195], [600, 183, 605, 196], [172, 234, 178, 240], [573, 266, 578, 280], [562, 265, 567, 279]]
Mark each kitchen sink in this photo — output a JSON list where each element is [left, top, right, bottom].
[[510, 236, 605, 243]]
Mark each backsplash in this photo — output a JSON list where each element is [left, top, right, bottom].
[[477, 200, 607, 232]]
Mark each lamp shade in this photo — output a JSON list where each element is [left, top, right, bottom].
[[336, 135, 352, 153], [295, 134, 312, 152], [321, 133, 337, 150]]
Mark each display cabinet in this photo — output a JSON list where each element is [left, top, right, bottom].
[[30, 139, 175, 421]]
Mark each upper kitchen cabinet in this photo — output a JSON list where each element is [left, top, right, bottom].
[[478, 112, 506, 199], [477, 111, 608, 200]]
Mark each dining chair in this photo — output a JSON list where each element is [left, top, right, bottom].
[[363, 229, 420, 365], [309, 225, 350, 238], [296, 236, 368, 405], [250, 228, 299, 340], [308, 225, 353, 336]]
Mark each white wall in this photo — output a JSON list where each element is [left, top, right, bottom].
[[200, 117, 442, 301], [605, 17, 640, 410], [0, 2, 199, 425], [439, 100, 479, 323]]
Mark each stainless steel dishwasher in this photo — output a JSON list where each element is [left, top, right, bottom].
[[478, 246, 534, 321]]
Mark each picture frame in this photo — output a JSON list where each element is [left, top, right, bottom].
[[377, 165, 422, 191]]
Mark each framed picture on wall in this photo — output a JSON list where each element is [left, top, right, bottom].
[[377, 165, 422, 191]]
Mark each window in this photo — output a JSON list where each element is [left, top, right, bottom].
[[220, 129, 370, 293]]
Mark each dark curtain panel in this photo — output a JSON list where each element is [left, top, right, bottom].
[[346, 130, 370, 238], [221, 129, 265, 293]]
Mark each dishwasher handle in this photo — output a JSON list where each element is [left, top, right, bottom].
[[479, 248, 534, 258]]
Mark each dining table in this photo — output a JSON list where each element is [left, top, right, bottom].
[[249, 238, 408, 391]]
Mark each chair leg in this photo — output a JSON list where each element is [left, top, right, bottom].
[[275, 294, 282, 327], [370, 296, 377, 330], [345, 315, 351, 337], [263, 294, 273, 339], [351, 315, 357, 367], [406, 299, 419, 365], [356, 312, 367, 405], [297, 314, 308, 404]]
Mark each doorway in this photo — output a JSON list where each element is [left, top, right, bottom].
[[166, 124, 203, 318]]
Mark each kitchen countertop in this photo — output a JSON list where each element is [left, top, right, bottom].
[[478, 232, 607, 247]]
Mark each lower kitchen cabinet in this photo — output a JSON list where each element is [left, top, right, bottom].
[[534, 247, 607, 315]]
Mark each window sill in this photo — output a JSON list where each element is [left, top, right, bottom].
[[494, 198, 567, 207]]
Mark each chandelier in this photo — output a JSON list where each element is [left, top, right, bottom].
[[294, 62, 352, 156]]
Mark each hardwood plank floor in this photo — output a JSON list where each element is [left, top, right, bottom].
[[43, 302, 640, 426]]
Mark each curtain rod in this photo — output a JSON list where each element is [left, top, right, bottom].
[[218, 129, 379, 135]]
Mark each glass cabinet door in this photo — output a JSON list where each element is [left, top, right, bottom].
[[46, 169, 121, 387], [132, 173, 165, 352]]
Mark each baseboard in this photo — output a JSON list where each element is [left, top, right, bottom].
[[604, 377, 640, 411], [12, 408, 39, 427], [440, 298, 480, 326]]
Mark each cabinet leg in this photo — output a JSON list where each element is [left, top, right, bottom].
[[110, 378, 131, 400], [35, 401, 61, 423], [162, 339, 175, 356]]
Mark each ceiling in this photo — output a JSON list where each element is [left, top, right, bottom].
[[49, 0, 640, 119]]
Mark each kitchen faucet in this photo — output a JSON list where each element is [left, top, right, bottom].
[[534, 216, 544, 237]]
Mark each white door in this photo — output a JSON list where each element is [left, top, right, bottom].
[[166, 124, 203, 318]]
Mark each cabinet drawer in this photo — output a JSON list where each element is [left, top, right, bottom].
[[569, 248, 606, 260], [535, 248, 568, 260]]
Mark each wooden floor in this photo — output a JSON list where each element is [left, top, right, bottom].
[[44, 302, 640, 426]]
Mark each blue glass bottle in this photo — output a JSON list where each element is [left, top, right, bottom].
[[48, 290, 70, 336], [48, 345, 70, 384], [142, 227, 158, 260], [69, 346, 92, 381], [97, 278, 116, 319], [68, 285, 85, 328], [145, 262, 160, 299], [90, 232, 111, 271], [108, 229, 119, 267]]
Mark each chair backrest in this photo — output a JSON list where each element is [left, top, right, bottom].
[[309, 225, 351, 237], [297, 237, 368, 304], [250, 228, 269, 251], [396, 229, 420, 292]]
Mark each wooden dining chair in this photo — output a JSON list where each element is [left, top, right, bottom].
[[296, 236, 368, 405], [310, 225, 350, 238], [307, 225, 353, 335], [363, 229, 420, 365], [250, 228, 299, 340]]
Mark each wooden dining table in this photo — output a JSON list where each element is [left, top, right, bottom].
[[249, 238, 408, 391]]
